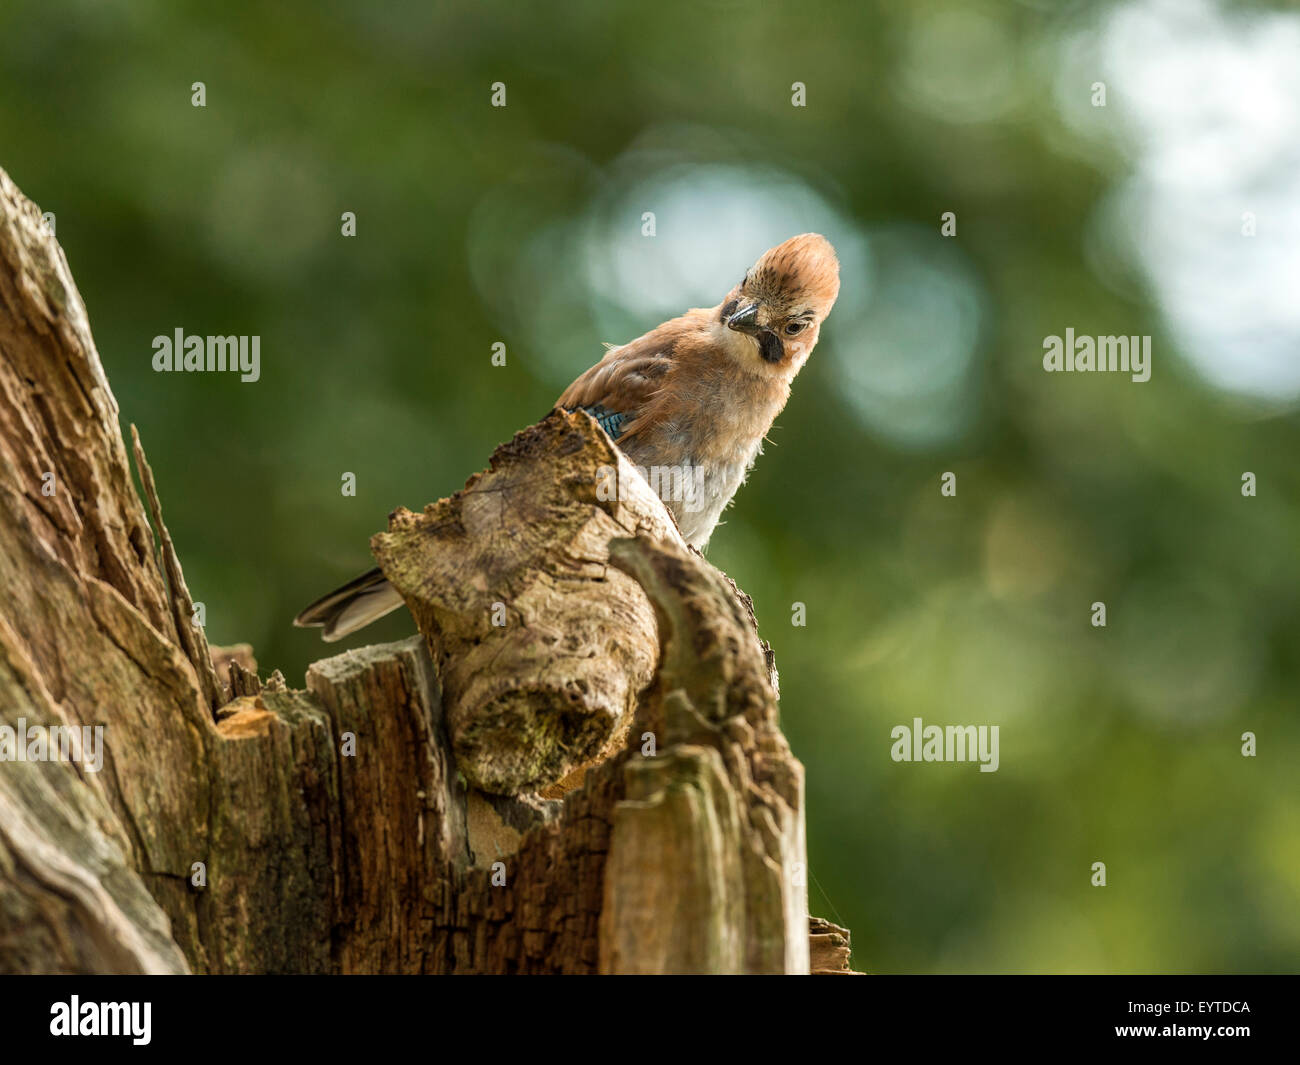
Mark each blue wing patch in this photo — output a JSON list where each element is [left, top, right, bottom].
[[571, 404, 628, 441]]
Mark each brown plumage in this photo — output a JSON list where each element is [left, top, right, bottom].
[[557, 232, 840, 544]]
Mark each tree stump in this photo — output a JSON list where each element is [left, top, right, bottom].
[[0, 164, 858, 974], [371, 409, 675, 796]]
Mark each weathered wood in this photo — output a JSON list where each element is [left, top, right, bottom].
[[131, 424, 224, 714], [809, 917, 861, 975], [0, 165, 203, 974], [371, 410, 676, 795], [599, 536, 808, 973]]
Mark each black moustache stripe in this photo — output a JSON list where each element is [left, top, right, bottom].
[[758, 330, 784, 364]]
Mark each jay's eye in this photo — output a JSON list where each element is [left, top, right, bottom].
[[784, 320, 808, 336]]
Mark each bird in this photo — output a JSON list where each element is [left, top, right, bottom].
[[295, 232, 840, 641]]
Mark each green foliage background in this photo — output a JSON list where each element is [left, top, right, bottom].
[[2, 0, 1296, 972]]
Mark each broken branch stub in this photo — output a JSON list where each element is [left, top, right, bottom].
[[598, 535, 810, 974], [371, 410, 682, 795]]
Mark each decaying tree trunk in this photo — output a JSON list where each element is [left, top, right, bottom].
[[0, 165, 859, 974]]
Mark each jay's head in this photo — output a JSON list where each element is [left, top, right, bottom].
[[719, 233, 840, 373]]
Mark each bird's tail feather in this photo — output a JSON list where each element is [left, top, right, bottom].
[[293, 567, 405, 642]]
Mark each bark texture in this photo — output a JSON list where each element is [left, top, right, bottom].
[[0, 165, 858, 974], [372, 411, 674, 796]]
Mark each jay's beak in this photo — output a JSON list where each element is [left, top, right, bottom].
[[727, 302, 761, 335]]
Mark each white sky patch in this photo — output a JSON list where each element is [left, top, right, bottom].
[[829, 225, 985, 450], [1064, 0, 1300, 404], [582, 163, 871, 331]]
